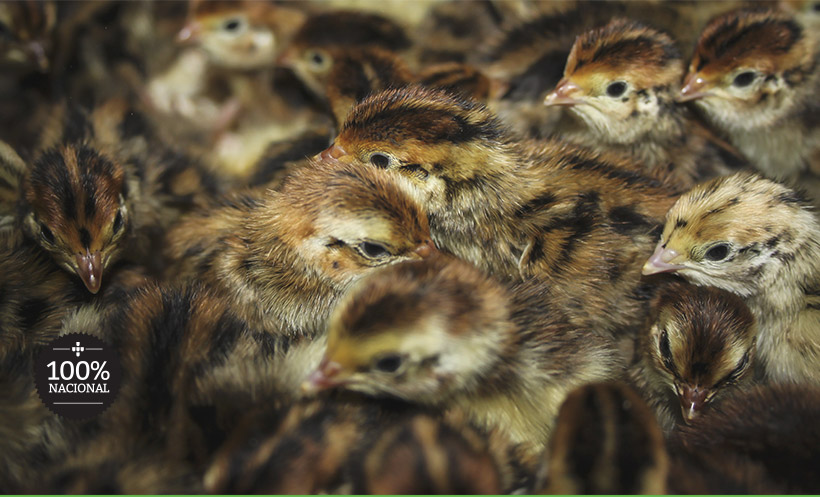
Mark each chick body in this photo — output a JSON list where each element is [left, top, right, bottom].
[[306, 255, 625, 455]]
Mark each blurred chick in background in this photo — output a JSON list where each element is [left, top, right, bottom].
[[542, 382, 668, 494]]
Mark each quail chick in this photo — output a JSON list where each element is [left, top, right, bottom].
[[631, 281, 757, 431], [277, 9, 412, 100], [668, 383, 820, 493], [679, 8, 820, 185], [177, 0, 306, 71], [643, 172, 820, 386], [304, 254, 625, 455], [544, 18, 746, 188], [319, 85, 679, 337], [542, 382, 668, 494], [18, 101, 214, 293], [165, 159, 435, 333]]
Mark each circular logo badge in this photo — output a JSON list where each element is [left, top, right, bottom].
[[34, 333, 122, 420]]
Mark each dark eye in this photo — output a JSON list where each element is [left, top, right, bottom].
[[704, 243, 730, 262], [720, 352, 751, 386], [359, 241, 390, 259], [606, 81, 627, 98], [659, 330, 675, 372], [223, 18, 243, 32], [374, 354, 403, 373], [369, 153, 391, 169], [40, 224, 55, 244], [311, 52, 324, 65], [112, 210, 123, 234], [732, 71, 756, 88]]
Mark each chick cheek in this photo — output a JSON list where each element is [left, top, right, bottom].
[[75, 249, 103, 294]]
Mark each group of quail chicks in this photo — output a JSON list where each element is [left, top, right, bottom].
[[1, 0, 819, 493]]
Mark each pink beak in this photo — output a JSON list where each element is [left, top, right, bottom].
[[315, 144, 348, 162], [679, 385, 710, 422], [177, 22, 201, 43], [544, 78, 583, 106], [75, 249, 103, 294], [414, 239, 437, 259], [678, 73, 710, 102], [302, 358, 344, 393], [642, 242, 686, 275]]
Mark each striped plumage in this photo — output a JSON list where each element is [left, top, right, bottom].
[[543, 382, 668, 494], [321, 85, 679, 338], [206, 398, 529, 494]]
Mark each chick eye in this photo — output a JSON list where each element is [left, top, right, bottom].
[[223, 18, 244, 32], [305, 49, 330, 70], [359, 241, 390, 259], [112, 210, 123, 235], [368, 152, 391, 169], [606, 81, 627, 98], [732, 71, 756, 88], [704, 243, 730, 262], [373, 354, 403, 373], [40, 224, 55, 245], [659, 330, 675, 372]]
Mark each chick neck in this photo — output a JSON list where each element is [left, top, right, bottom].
[[214, 197, 343, 336]]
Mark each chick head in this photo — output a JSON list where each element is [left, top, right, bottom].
[[642, 172, 816, 297], [278, 11, 410, 97], [303, 255, 512, 404], [270, 161, 436, 288], [22, 144, 130, 294], [649, 282, 756, 421], [544, 19, 684, 144], [679, 8, 814, 130], [178, 1, 300, 70], [317, 86, 512, 208]]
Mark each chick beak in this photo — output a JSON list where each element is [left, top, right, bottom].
[[678, 73, 711, 102], [76, 249, 103, 294], [177, 21, 201, 43], [26, 41, 48, 71], [316, 144, 349, 163], [413, 239, 437, 259], [276, 48, 294, 67], [679, 386, 710, 422], [301, 358, 344, 393], [544, 78, 583, 107], [642, 242, 686, 275]]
